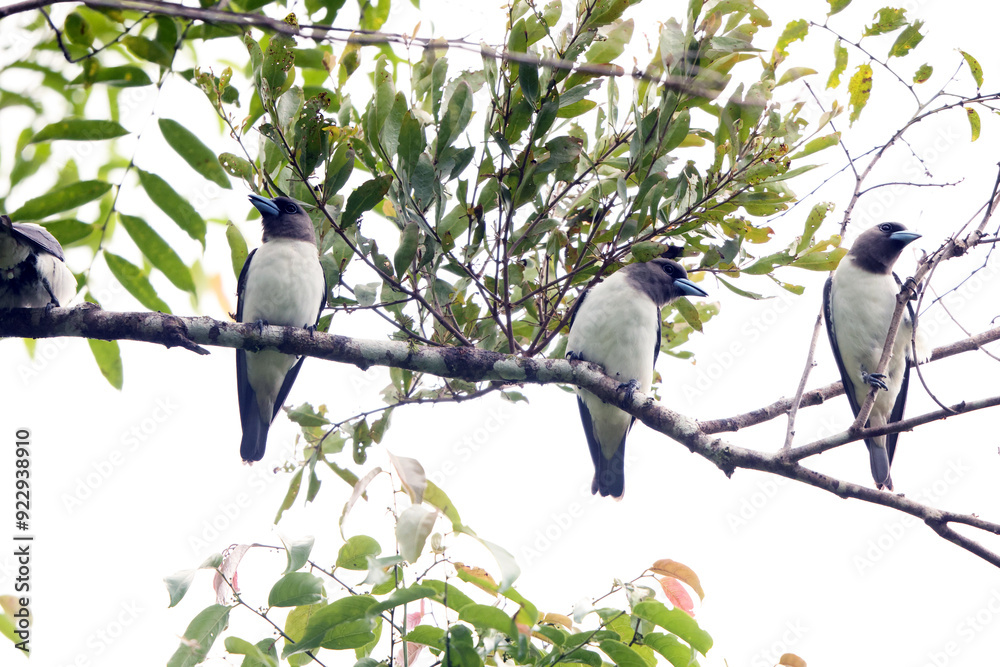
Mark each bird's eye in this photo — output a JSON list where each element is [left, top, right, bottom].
[[661, 263, 675, 275], [879, 223, 892, 232], [283, 203, 298, 214]]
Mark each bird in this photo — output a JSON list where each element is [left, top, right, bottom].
[[0, 214, 76, 308], [567, 258, 708, 499], [823, 222, 930, 491], [236, 194, 326, 462]]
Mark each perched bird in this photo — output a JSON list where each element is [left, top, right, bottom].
[[0, 214, 75, 308], [824, 222, 929, 491], [567, 258, 708, 499], [237, 194, 326, 462]]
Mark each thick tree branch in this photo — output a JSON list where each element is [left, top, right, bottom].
[[3, 304, 1000, 567]]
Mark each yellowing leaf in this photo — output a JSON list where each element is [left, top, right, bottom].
[[863, 7, 906, 36], [966, 107, 981, 142], [827, 41, 848, 88], [779, 653, 808, 667], [848, 63, 873, 125], [913, 63, 932, 84], [960, 50, 983, 89], [648, 559, 705, 600], [539, 612, 574, 630], [454, 562, 498, 595], [888, 20, 924, 58]]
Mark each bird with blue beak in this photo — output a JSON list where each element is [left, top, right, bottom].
[[236, 194, 326, 462], [824, 222, 929, 490], [0, 214, 76, 308], [567, 258, 708, 499]]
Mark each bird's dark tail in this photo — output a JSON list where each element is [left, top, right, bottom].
[[867, 441, 893, 491], [592, 440, 626, 500], [240, 401, 270, 463]]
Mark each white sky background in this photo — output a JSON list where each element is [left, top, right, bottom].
[[1, 0, 1000, 665]]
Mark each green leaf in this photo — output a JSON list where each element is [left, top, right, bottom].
[[796, 202, 834, 253], [123, 35, 172, 67], [913, 63, 932, 84], [421, 579, 474, 612], [223, 637, 277, 666], [89, 339, 123, 390], [342, 175, 392, 228], [789, 247, 847, 271], [104, 252, 172, 313], [888, 20, 924, 58], [30, 119, 128, 143], [41, 219, 93, 246], [167, 605, 231, 667], [158, 118, 231, 189], [966, 107, 981, 142], [847, 63, 872, 125], [118, 213, 196, 293], [368, 585, 439, 616], [960, 50, 983, 89], [644, 632, 697, 667], [275, 467, 304, 523], [776, 67, 817, 87], [827, 41, 848, 88], [458, 604, 514, 634], [395, 505, 436, 563], [437, 81, 473, 156], [137, 169, 207, 246], [788, 131, 840, 160], [164, 569, 197, 608], [393, 222, 419, 278], [403, 625, 446, 649], [583, 18, 632, 65], [282, 535, 315, 574], [285, 596, 377, 657], [268, 572, 325, 607], [336, 535, 381, 570], [226, 223, 249, 280], [72, 65, 152, 87], [633, 600, 713, 655], [219, 152, 254, 181], [8, 180, 111, 222], [599, 640, 648, 667], [863, 8, 907, 36], [64, 12, 93, 46], [827, 0, 851, 15], [775, 19, 808, 56]]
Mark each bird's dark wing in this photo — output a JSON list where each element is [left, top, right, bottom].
[[575, 395, 601, 471], [823, 276, 864, 419], [566, 288, 588, 331], [886, 296, 918, 468], [11, 222, 65, 260], [236, 249, 257, 441], [653, 312, 662, 366]]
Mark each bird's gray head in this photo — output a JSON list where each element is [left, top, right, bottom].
[[848, 222, 921, 274], [624, 258, 708, 307], [248, 194, 317, 245]]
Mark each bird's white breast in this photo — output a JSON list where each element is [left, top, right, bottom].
[[242, 238, 324, 327], [242, 238, 325, 416], [568, 272, 660, 454], [830, 259, 912, 421]]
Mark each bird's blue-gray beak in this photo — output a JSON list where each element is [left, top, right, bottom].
[[248, 193, 280, 217], [675, 278, 708, 298], [890, 230, 921, 245]]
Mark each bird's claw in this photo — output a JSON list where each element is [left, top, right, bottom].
[[254, 319, 269, 334], [862, 371, 888, 391], [617, 378, 640, 406]]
